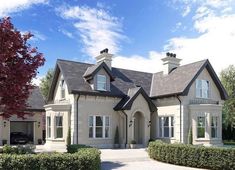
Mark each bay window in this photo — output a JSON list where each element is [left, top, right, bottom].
[[196, 79, 209, 98], [89, 115, 110, 138], [211, 116, 218, 138], [55, 116, 63, 138], [46, 116, 51, 138], [159, 116, 174, 138], [197, 116, 205, 138]]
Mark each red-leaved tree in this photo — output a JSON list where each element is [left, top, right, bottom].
[[0, 17, 45, 118]]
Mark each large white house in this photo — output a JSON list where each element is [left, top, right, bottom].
[[44, 49, 227, 150]]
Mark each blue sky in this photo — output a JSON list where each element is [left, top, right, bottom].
[[1, 0, 235, 84]]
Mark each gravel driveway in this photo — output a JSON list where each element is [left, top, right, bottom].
[[101, 148, 205, 170]]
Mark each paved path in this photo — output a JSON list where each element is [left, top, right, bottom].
[[101, 148, 205, 170]]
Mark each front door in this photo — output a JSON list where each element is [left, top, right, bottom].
[[133, 112, 144, 144]]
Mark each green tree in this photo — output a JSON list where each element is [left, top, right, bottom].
[[39, 69, 53, 99], [220, 65, 235, 129]]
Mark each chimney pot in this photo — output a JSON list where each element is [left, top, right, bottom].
[[96, 48, 113, 69], [162, 52, 181, 75]]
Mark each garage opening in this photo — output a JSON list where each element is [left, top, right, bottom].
[[10, 121, 34, 144]]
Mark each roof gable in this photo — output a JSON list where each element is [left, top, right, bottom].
[[83, 62, 115, 81], [183, 60, 228, 100], [114, 87, 157, 112]]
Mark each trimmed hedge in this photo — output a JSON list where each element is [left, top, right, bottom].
[[67, 144, 92, 153], [148, 140, 235, 170], [0, 148, 101, 170]]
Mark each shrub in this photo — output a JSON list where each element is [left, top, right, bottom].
[[67, 144, 92, 153], [2, 145, 35, 154], [130, 140, 136, 144], [148, 140, 235, 170], [114, 126, 119, 145], [0, 148, 101, 170], [66, 127, 71, 146]]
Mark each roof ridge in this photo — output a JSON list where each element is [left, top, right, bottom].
[[57, 59, 93, 66]]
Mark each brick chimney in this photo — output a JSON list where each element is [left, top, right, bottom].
[[162, 52, 181, 75], [95, 48, 113, 69]]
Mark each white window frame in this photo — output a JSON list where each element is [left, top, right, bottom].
[[197, 116, 206, 139], [211, 116, 218, 138], [46, 116, 51, 138], [158, 116, 174, 138], [55, 115, 63, 139], [97, 75, 107, 91], [60, 79, 65, 99], [196, 79, 210, 99], [88, 115, 110, 139]]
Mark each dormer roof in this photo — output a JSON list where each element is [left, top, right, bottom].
[[83, 61, 115, 81]]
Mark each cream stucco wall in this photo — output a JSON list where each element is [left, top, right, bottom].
[[0, 112, 43, 145], [154, 67, 224, 146], [76, 95, 121, 148]]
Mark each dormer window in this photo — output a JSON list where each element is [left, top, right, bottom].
[[97, 75, 106, 91], [196, 79, 209, 98], [61, 79, 65, 99]]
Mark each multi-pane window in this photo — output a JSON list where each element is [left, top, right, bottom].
[[47, 116, 51, 138], [211, 116, 218, 138], [61, 79, 65, 99], [89, 116, 93, 138], [197, 116, 205, 138], [159, 116, 174, 138], [105, 117, 110, 138], [95, 116, 103, 138], [55, 116, 63, 138], [89, 116, 110, 138], [97, 75, 106, 91], [196, 79, 209, 98]]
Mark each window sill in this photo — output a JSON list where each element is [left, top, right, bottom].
[[46, 138, 65, 142], [195, 138, 209, 141]]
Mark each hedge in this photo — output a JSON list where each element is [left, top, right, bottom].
[[67, 144, 92, 153], [148, 140, 235, 170], [0, 148, 101, 170]]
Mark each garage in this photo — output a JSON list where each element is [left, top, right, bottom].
[[10, 121, 34, 144]]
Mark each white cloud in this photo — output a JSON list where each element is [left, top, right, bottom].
[[0, 0, 48, 17], [32, 75, 44, 86], [113, 51, 164, 73], [31, 30, 47, 41], [182, 5, 191, 17], [165, 0, 235, 74], [59, 29, 74, 39], [58, 5, 126, 57]]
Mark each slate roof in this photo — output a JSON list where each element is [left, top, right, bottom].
[[48, 59, 153, 101], [26, 87, 45, 111], [48, 58, 228, 101], [151, 60, 207, 97], [150, 59, 228, 100]]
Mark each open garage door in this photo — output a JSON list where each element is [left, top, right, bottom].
[[10, 121, 34, 144]]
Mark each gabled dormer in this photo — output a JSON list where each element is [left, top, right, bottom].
[[83, 49, 115, 91]]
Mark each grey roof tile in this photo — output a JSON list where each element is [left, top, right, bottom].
[[26, 87, 45, 111], [150, 60, 207, 97]]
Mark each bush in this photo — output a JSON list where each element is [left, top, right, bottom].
[[224, 140, 235, 145], [148, 140, 235, 170], [2, 145, 35, 154], [0, 148, 101, 170], [67, 127, 71, 146], [67, 144, 92, 153], [130, 140, 136, 144]]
